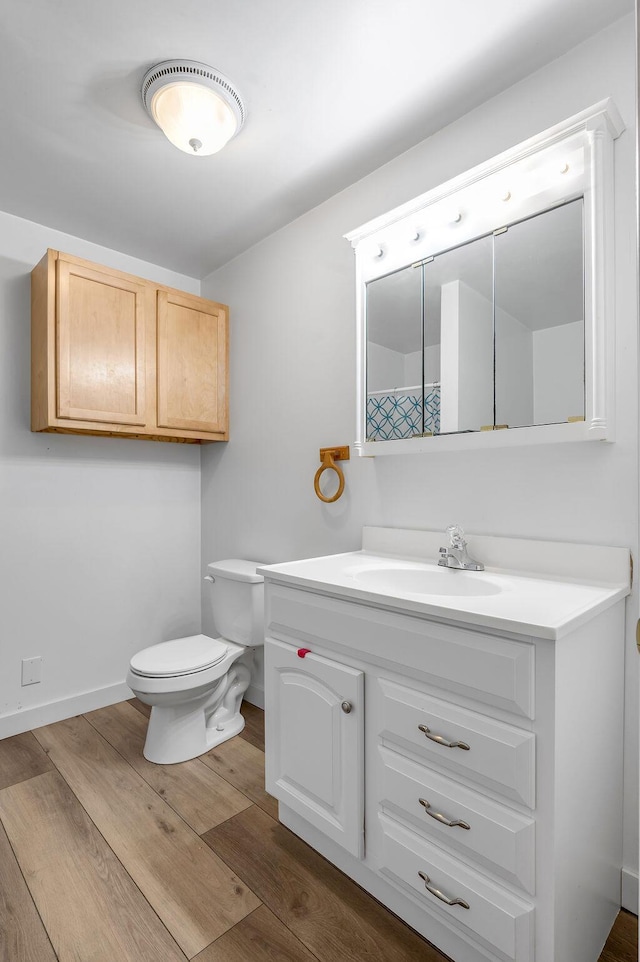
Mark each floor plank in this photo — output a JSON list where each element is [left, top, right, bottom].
[[193, 905, 319, 962], [0, 818, 57, 962], [7, 701, 632, 962], [0, 730, 53, 791], [33, 715, 261, 958], [128, 696, 151, 718], [203, 805, 445, 962], [0, 770, 187, 962], [85, 702, 252, 834], [599, 909, 638, 962], [201, 735, 278, 819], [239, 702, 265, 752]]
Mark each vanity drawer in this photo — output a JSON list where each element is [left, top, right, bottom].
[[267, 584, 535, 718], [378, 679, 535, 807], [379, 814, 534, 962], [379, 746, 535, 893]]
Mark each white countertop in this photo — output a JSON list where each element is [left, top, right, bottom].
[[258, 547, 630, 640]]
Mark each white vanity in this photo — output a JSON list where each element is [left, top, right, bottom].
[[261, 527, 630, 962]]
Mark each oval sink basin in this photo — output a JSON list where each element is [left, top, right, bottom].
[[354, 566, 503, 597]]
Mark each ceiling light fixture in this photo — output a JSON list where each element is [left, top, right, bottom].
[[142, 60, 245, 156]]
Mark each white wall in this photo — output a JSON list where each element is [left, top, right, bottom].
[[366, 342, 404, 393], [200, 16, 638, 901], [370, 349, 425, 392], [424, 346, 441, 385], [366, 346, 424, 395], [402, 350, 420, 387], [496, 306, 534, 428], [0, 211, 202, 737], [440, 280, 494, 433], [533, 321, 584, 424]]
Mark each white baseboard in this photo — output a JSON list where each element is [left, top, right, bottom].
[[245, 683, 264, 710], [622, 867, 638, 914], [0, 682, 132, 740], [0, 679, 265, 742]]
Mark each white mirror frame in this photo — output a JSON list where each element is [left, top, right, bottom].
[[345, 99, 625, 456]]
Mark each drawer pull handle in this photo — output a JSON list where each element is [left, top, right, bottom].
[[418, 724, 470, 751], [418, 871, 470, 909], [341, 701, 353, 714], [419, 798, 470, 830]]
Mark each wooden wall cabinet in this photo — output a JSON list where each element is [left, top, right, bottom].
[[31, 250, 229, 443]]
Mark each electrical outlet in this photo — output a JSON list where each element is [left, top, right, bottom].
[[21, 656, 42, 686]]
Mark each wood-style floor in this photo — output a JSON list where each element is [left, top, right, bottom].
[[0, 700, 636, 962]]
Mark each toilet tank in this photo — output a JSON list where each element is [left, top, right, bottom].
[[206, 559, 265, 646]]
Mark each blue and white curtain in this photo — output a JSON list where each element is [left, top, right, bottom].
[[366, 386, 440, 440]]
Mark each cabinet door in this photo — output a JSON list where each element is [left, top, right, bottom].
[[265, 639, 364, 857], [56, 257, 147, 425], [156, 290, 228, 434]]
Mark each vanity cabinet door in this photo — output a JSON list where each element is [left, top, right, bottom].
[[265, 638, 364, 857]]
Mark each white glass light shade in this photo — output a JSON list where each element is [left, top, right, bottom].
[[142, 61, 245, 157], [150, 82, 237, 155]]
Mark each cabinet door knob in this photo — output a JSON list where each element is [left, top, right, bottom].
[[341, 701, 353, 714], [418, 724, 470, 751]]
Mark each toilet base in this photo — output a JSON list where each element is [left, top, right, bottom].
[[142, 700, 247, 764], [139, 657, 253, 765], [203, 711, 246, 751]]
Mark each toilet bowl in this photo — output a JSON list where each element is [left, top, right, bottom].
[[126, 559, 265, 764]]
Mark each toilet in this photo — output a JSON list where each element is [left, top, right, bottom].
[[126, 559, 265, 764]]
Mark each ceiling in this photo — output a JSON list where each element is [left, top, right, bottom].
[[0, 0, 631, 279]]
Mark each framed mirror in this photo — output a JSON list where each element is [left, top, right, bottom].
[[348, 100, 623, 455]]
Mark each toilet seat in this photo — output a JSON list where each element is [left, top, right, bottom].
[[129, 634, 229, 679]]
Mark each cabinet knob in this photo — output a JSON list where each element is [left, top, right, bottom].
[[341, 701, 353, 714]]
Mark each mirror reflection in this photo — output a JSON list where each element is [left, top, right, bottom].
[[365, 198, 584, 440], [494, 199, 584, 428], [366, 264, 422, 440], [426, 235, 493, 434]]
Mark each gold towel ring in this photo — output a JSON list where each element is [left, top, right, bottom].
[[314, 455, 344, 503], [314, 446, 350, 503]]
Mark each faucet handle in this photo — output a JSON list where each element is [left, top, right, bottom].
[[446, 524, 466, 548]]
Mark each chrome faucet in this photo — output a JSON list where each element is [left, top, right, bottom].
[[438, 524, 484, 571]]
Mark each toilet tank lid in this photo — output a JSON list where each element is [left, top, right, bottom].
[[207, 559, 265, 583]]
